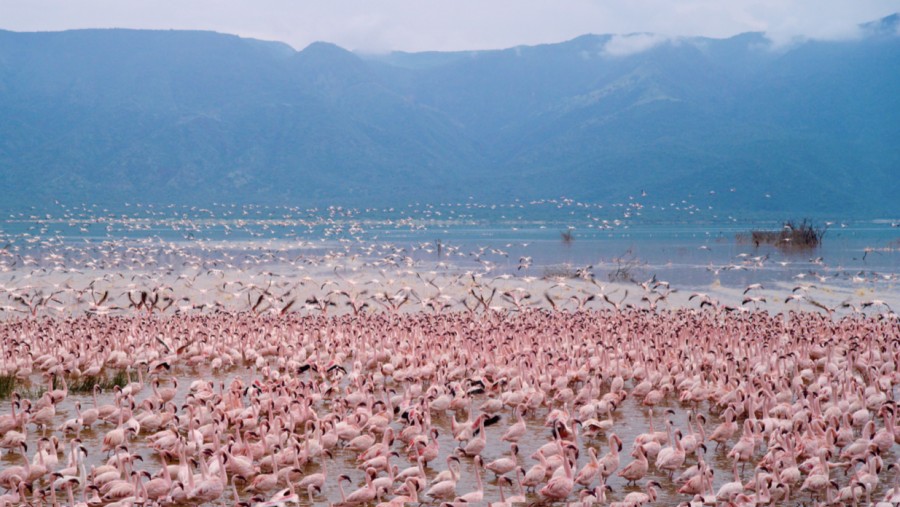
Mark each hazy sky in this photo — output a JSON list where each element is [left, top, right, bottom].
[[1, 0, 898, 52]]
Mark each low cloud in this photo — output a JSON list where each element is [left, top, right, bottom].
[[0, 0, 896, 52], [602, 33, 671, 57]]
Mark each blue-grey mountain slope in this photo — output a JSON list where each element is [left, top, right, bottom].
[[0, 17, 898, 215]]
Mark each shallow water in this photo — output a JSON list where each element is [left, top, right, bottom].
[[2, 205, 897, 291], [3, 354, 897, 506]]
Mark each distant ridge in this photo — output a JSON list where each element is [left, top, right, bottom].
[[0, 16, 898, 215]]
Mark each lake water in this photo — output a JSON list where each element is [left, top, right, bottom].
[[2, 203, 897, 292]]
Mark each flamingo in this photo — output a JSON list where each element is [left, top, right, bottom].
[[575, 446, 601, 487], [655, 419, 686, 478], [597, 433, 623, 481], [484, 444, 519, 477], [455, 455, 485, 503], [425, 458, 459, 500], [501, 406, 527, 442], [617, 480, 661, 506], [618, 444, 649, 485], [538, 441, 574, 502], [341, 468, 378, 505]]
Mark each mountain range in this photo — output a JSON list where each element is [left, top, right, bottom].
[[1, 15, 898, 215]]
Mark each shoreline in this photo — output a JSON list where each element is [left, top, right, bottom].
[[1, 264, 896, 319]]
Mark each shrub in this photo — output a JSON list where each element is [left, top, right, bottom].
[[0, 375, 14, 399], [746, 219, 826, 250]]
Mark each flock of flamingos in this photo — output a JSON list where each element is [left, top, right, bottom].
[[0, 205, 899, 506]]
